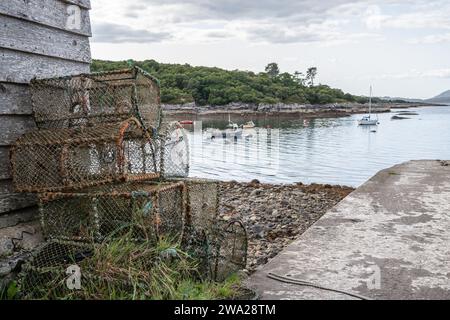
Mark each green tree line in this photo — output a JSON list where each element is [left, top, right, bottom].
[[91, 60, 384, 106]]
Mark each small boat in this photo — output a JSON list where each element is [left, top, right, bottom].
[[358, 116, 379, 126], [222, 114, 243, 139], [205, 116, 243, 140], [205, 128, 222, 140], [205, 128, 242, 140], [242, 121, 256, 129], [226, 114, 239, 129], [223, 128, 243, 140], [358, 86, 379, 126], [179, 120, 194, 125]]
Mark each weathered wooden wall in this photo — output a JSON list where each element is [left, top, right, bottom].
[[0, 0, 92, 257]]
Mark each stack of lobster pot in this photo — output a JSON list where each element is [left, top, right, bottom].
[[11, 67, 247, 295]]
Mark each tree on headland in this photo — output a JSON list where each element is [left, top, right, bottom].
[[294, 71, 306, 86], [265, 63, 280, 78], [306, 67, 318, 87]]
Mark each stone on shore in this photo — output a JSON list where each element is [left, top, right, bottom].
[[219, 182, 354, 272]]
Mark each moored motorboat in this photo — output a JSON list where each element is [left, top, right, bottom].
[[242, 121, 256, 129]]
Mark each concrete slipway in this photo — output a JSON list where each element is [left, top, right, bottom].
[[249, 160, 450, 300]]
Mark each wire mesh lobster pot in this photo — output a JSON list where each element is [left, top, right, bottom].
[[30, 67, 161, 132], [182, 179, 219, 234], [178, 179, 247, 281], [18, 240, 95, 299], [11, 118, 160, 193], [38, 182, 186, 242], [211, 220, 248, 282], [159, 121, 190, 178], [18, 240, 159, 300], [182, 219, 248, 282]]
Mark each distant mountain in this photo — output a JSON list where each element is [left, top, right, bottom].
[[379, 90, 450, 105], [380, 96, 424, 103], [426, 90, 450, 104]]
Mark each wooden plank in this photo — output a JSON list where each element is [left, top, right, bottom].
[[0, 0, 91, 37], [0, 48, 90, 84], [0, 147, 12, 180], [0, 83, 32, 115], [0, 207, 38, 231], [0, 193, 37, 214], [0, 171, 37, 215], [0, 179, 13, 194], [0, 115, 36, 146], [63, 0, 91, 10], [0, 14, 91, 63]]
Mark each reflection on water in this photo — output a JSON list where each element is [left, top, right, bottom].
[[186, 106, 450, 187]]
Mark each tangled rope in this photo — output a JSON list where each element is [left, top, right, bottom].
[[267, 272, 373, 300]]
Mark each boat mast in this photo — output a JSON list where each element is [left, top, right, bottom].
[[369, 85, 372, 118]]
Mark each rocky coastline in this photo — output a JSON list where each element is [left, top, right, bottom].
[[218, 180, 354, 273], [163, 102, 437, 119]]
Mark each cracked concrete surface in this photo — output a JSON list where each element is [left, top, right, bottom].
[[249, 160, 450, 300]]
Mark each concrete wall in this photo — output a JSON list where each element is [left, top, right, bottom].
[[0, 0, 91, 262]]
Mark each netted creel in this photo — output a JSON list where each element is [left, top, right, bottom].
[[181, 178, 219, 234], [177, 179, 247, 281], [37, 179, 220, 244], [38, 181, 186, 243], [159, 121, 190, 178], [11, 118, 160, 193], [18, 223, 248, 299], [211, 220, 248, 282], [18, 234, 246, 299], [18, 240, 95, 299], [30, 67, 161, 132]]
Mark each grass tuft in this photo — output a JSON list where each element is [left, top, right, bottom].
[[16, 235, 249, 300]]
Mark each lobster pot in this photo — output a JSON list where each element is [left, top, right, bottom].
[[18, 240, 144, 299], [11, 118, 159, 193], [159, 121, 190, 178], [181, 228, 213, 279], [18, 240, 94, 299], [38, 182, 185, 242], [184, 179, 219, 234], [182, 219, 248, 282], [211, 220, 248, 282], [30, 67, 161, 131]]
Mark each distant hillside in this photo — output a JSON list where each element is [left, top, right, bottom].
[[380, 96, 423, 103], [91, 59, 380, 106], [426, 90, 450, 104], [380, 90, 450, 105]]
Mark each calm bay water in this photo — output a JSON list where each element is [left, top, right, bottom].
[[187, 106, 450, 187]]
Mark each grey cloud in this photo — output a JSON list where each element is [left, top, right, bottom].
[[128, 0, 359, 21], [247, 27, 323, 44], [101, 0, 447, 44], [124, 4, 148, 18], [119, 0, 362, 44], [91, 22, 172, 43], [204, 31, 232, 39]]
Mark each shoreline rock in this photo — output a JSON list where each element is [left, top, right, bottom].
[[391, 115, 411, 120], [218, 181, 354, 273], [163, 102, 439, 118]]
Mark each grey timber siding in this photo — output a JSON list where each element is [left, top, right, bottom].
[[0, 0, 91, 253]]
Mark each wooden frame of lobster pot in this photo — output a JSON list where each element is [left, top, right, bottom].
[[11, 118, 159, 193], [30, 67, 161, 132]]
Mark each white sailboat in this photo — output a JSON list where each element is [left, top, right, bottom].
[[358, 86, 379, 126]]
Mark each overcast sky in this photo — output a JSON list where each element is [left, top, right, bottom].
[[90, 0, 450, 99]]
